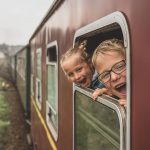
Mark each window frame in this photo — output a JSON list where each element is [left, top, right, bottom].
[[73, 11, 130, 150], [73, 86, 126, 150], [46, 40, 58, 141], [35, 48, 42, 110]]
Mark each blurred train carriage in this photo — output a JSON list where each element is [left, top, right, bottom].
[[11, 0, 150, 150], [10, 45, 31, 118]]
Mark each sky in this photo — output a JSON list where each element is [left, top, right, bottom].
[[0, 0, 54, 45]]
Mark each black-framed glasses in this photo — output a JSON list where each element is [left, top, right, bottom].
[[98, 60, 126, 84]]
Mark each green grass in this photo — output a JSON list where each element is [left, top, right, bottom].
[[0, 120, 10, 136], [0, 77, 4, 89], [0, 93, 11, 137]]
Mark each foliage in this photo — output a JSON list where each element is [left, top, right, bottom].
[[0, 88, 11, 138]]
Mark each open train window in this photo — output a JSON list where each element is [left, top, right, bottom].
[[46, 41, 58, 141], [35, 48, 42, 110], [73, 11, 130, 150]]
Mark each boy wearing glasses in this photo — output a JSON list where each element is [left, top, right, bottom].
[[92, 39, 126, 107]]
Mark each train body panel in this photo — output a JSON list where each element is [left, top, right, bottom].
[[11, 0, 150, 150]]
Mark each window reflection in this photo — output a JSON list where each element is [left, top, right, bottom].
[[74, 91, 120, 150]]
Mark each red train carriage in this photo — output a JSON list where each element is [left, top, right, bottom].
[[28, 0, 150, 150]]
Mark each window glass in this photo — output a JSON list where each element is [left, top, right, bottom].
[[37, 51, 41, 80], [47, 64, 57, 112], [31, 50, 34, 95], [74, 90, 120, 150], [16, 51, 26, 80], [36, 48, 42, 109], [31, 50, 34, 74]]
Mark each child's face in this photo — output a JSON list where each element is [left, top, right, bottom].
[[95, 51, 126, 99], [62, 54, 93, 88]]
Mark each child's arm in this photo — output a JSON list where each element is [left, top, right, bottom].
[[92, 88, 127, 107], [92, 88, 111, 100], [118, 99, 127, 107]]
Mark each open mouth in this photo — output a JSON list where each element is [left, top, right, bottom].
[[78, 78, 86, 84], [115, 82, 126, 94], [77, 78, 88, 87]]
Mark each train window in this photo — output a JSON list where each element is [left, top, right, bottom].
[[16, 54, 26, 81], [10, 55, 16, 82], [74, 87, 126, 150], [73, 11, 130, 150], [31, 50, 34, 96], [46, 41, 58, 141], [35, 48, 42, 109]]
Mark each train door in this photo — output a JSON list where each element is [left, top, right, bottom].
[[73, 11, 130, 150]]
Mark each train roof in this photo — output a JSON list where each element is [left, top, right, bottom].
[[29, 0, 63, 42]]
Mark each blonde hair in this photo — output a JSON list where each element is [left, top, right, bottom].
[[60, 40, 90, 67], [92, 38, 125, 66]]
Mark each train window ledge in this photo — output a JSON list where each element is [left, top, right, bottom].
[[73, 85, 126, 150]]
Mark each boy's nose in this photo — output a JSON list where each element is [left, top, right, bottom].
[[74, 73, 80, 80], [110, 71, 119, 82]]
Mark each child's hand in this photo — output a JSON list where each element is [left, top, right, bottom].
[[118, 99, 126, 107], [92, 88, 111, 100]]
